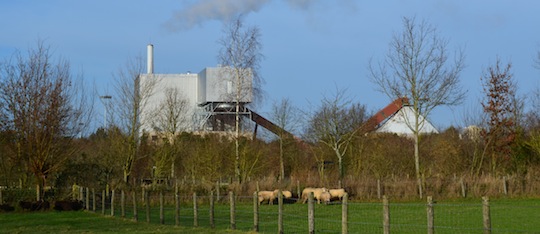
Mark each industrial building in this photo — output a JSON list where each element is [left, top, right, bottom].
[[139, 44, 288, 140]]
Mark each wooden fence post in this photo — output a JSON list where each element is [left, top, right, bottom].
[[159, 190, 164, 224], [377, 179, 382, 200], [210, 190, 215, 229], [92, 188, 96, 212], [145, 189, 150, 223], [308, 192, 315, 234], [133, 190, 138, 222], [460, 178, 467, 198], [483, 196, 491, 234], [216, 181, 220, 202], [502, 176, 508, 195], [230, 191, 236, 230], [278, 190, 284, 234], [85, 187, 89, 210], [110, 189, 115, 216], [121, 190, 125, 218], [101, 190, 105, 215], [383, 196, 390, 234], [175, 184, 179, 226], [193, 192, 198, 227], [297, 180, 301, 203], [427, 196, 434, 234], [342, 192, 348, 234], [253, 191, 258, 232]]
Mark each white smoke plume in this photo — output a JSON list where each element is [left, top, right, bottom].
[[164, 0, 344, 32]]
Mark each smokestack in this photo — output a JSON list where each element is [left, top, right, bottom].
[[147, 44, 154, 74]]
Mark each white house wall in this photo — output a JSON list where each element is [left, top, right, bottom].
[[375, 106, 439, 135]]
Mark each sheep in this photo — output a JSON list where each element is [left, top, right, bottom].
[[273, 189, 292, 199], [301, 187, 329, 204], [328, 188, 346, 201], [257, 191, 276, 205]]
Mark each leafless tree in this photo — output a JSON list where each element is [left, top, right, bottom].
[[271, 98, 302, 181], [111, 55, 159, 184], [217, 16, 264, 183], [369, 17, 465, 197], [305, 88, 368, 186], [0, 41, 92, 199], [148, 87, 190, 179]]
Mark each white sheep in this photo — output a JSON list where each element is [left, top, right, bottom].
[[273, 189, 293, 202], [257, 191, 275, 205], [328, 188, 346, 201], [301, 187, 329, 204]]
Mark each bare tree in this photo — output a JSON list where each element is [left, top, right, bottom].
[[305, 88, 368, 186], [217, 16, 264, 183], [0, 41, 91, 199], [112, 55, 159, 184], [271, 98, 302, 181], [148, 87, 190, 179], [369, 17, 465, 197]]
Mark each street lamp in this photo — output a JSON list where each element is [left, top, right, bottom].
[[100, 95, 112, 128]]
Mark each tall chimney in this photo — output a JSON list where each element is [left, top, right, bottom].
[[147, 44, 154, 74]]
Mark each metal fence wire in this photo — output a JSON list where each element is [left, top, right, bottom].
[[3, 187, 540, 233]]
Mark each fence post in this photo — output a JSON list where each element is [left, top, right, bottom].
[[377, 179, 382, 199], [111, 189, 115, 216], [383, 196, 390, 234], [230, 191, 236, 230], [308, 192, 315, 234], [175, 183, 180, 226], [121, 190, 125, 218], [210, 190, 215, 229], [101, 190, 105, 215], [297, 180, 301, 203], [85, 187, 89, 210], [92, 188, 96, 212], [342, 192, 348, 234], [160, 190, 164, 224], [427, 196, 434, 234], [193, 192, 198, 227], [483, 196, 491, 234], [278, 190, 284, 234], [253, 191, 258, 232], [460, 178, 467, 198], [133, 190, 138, 222], [216, 181, 220, 202], [502, 176, 508, 195], [145, 189, 150, 223]]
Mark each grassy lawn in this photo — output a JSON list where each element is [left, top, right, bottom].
[[2, 198, 539, 233], [0, 211, 249, 234]]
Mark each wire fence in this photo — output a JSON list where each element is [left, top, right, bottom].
[[2, 187, 540, 233]]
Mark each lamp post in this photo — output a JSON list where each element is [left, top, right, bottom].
[[100, 95, 112, 128]]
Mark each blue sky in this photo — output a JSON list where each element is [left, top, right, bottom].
[[1, 0, 540, 131]]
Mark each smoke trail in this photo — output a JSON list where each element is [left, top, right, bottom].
[[164, 0, 271, 32], [164, 0, 355, 32]]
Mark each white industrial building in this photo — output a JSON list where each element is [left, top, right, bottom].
[[139, 44, 284, 139]]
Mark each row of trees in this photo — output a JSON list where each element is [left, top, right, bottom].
[[1, 16, 540, 201]]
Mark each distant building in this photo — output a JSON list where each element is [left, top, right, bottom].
[[364, 97, 439, 135], [139, 44, 290, 140]]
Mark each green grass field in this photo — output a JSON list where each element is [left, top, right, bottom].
[[1, 198, 539, 233]]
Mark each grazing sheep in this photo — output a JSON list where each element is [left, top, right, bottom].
[[257, 191, 276, 205], [328, 188, 346, 201], [318, 191, 331, 204], [271, 190, 293, 204], [301, 187, 329, 204]]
